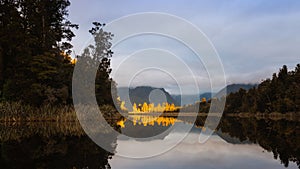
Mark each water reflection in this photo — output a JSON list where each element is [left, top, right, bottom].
[[117, 115, 181, 139], [111, 133, 299, 169], [0, 122, 117, 169], [0, 116, 299, 169], [218, 117, 300, 168], [118, 115, 179, 127], [113, 115, 299, 168]]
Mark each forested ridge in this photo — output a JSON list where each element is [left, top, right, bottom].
[[181, 64, 300, 114], [225, 64, 300, 114]]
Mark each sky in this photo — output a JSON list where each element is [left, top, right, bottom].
[[68, 0, 300, 94]]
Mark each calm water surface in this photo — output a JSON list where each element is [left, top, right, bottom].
[[0, 115, 299, 169]]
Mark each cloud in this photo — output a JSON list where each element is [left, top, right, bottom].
[[69, 0, 300, 94]]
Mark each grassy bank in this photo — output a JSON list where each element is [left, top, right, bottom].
[[0, 102, 121, 122]]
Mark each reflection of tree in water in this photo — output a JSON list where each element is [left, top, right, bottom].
[[217, 117, 299, 168], [0, 122, 119, 169], [118, 116, 177, 139]]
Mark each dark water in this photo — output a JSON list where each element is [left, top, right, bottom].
[[0, 116, 299, 169]]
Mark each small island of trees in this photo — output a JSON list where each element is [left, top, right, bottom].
[[120, 101, 179, 113]]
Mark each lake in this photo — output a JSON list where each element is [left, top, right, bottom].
[[0, 115, 299, 169]]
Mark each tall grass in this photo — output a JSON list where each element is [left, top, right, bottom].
[[0, 121, 85, 142], [0, 102, 121, 122]]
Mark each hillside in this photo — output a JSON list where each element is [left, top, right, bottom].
[[214, 84, 257, 98], [224, 65, 300, 114], [172, 84, 255, 106], [117, 86, 179, 107], [181, 64, 300, 114], [172, 93, 215, 106]]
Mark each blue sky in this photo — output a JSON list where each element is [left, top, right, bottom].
[[68, 0, 300, 94]]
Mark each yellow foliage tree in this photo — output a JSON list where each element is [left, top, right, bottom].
[[128, 102, 179, 113], [169, 103, 175, 112], [120, 101, 127, 111], [138, 104, 142, 112], [148, 103, 154, 112], [156, 103, 164, 112], [165, 102, 169, 111], [142, 102, 149, 112], [132, 103, 138, 112]]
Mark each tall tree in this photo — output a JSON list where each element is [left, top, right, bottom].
[[76, 22, 117, 106], [0, 0, 78, 105]]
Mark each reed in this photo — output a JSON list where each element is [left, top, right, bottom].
[[0, 102, 120, 122]]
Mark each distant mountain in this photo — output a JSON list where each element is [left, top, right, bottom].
[[200, 92, 216, 100], [118, 84, 257, 108], [117, 86, 179, 108], [172, 95, 198, 106], [172, 92, 215, 106], [214, 84, 257, 98], [172, 84, 257, 106]]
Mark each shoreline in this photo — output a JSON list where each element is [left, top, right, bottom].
[[127, 112, 300, 121], [1, 110, 299, 122], [225, 112, 300, 121]]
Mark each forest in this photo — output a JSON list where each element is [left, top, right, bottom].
[[224, 64, 300, 114], [0, 0, 115, 108], [181, 64, 300, 114]]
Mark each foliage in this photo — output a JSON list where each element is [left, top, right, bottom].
[[224, 64, 300, 114], [0, 0, 77, 105], [130, 102, 178, 113], [0, 1, 117, 110], [76, 22, 117, 106], [181, 64, 300, 114], [180, 99, 211, 113]]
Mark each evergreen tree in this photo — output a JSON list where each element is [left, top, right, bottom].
[[0, 0, 78, 105], [76, 22, 117, 106], [224, 64, 300, 114]]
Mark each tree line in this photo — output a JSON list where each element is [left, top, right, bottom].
[[181, 64, 300, 114], [225, 64, 300, 114], [0, 0, 115, 107]]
